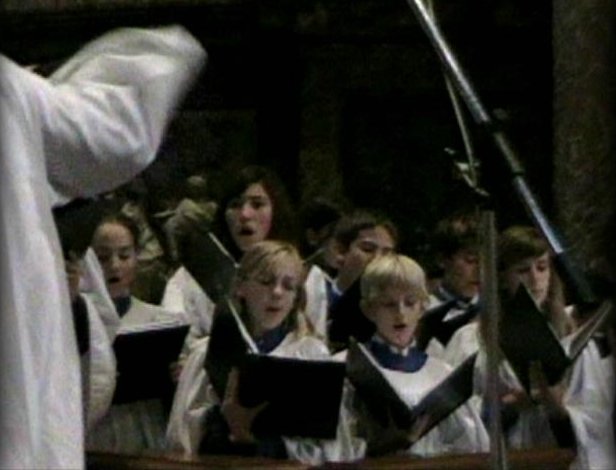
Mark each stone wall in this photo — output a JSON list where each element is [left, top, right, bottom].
[[553, 0, 616, 287]]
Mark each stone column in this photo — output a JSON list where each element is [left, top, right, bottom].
[[553, 0, 616, 288]]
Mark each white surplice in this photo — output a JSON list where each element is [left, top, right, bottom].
[[165, 332, 365, 464], [161, 266, 216, 356], [0, 26, 204, 469], [86, 297, 188, 453], [336, 348, 489, 458], [447, 321, 616, 468]]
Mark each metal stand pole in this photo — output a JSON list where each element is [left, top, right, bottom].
[[480, 211, 508, 470], [404, 0, 597, 309]]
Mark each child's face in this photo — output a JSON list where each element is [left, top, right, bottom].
[[502, 252, 551, 306], [440, 247, 480, 299], [225, 183, 273, 253], [92, 222, 138, 300], [237, 261, 301, 338], [336, 225, 395, 291], [364, 284, 423, 349]]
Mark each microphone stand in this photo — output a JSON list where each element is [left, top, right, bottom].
[[404, 0, 598, 309]]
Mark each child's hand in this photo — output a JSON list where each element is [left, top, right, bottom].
[[221, 369, 268, 444], [528, 361, 567, 419]]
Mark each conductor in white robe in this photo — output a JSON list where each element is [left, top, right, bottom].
[[0, 25, 205, 469]]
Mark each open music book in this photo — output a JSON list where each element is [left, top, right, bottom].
[[204, 299, 346, 439], [346, 339, 477, 443], [499, 284, 613, 392], [112, 320, 189, 404], [181, 230, 238, 304]]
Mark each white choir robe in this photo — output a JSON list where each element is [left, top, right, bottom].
[[447, 323, 559, 449], [563, 337, 615, 469], [86, 298, 187, 453], [304, 264, 331, 341], [161, 266, 216, 356], [80, 294, 117, 432], [447, 321, 616, 468], [0, 26, 204, 469], [165, 332, 365, 464], [80, 248, 121, 340], [335, 349, 489, 457]]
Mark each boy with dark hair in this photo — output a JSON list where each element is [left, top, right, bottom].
[[421, 211, 481, 353], [325, 210, 398, 349]]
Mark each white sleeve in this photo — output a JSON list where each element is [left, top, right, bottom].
[[565, 342, 615, 469], [441, 322, 480, 369], [304, 266, 329, 340], [81, 295, 117, 431], [161, 268, 216, 357], [165, 337, 214, 454], [81, 248, 121, 340], [5, 26, 205, 203]]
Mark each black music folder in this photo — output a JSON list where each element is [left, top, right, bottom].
[[499, 285, 570, 392], [53, 197, 108, 259], [500, 284, 613, 392], [112, 321, 189, 404], [181, 230, 237, 304], [346, 339, 477, 442], [204, 301, 346, 439]]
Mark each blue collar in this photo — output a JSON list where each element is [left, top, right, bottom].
[[254, 323, 290, 354], [113, 296, 132, 317], [326, 279, 343, 308], [367, 335, 427, 373]]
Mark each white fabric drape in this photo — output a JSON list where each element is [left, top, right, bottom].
[[0, 26, 204, 469]]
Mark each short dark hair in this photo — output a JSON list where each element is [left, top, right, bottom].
[[95, 212, 141, 250], [333, 209, 398, 251], [212, 165, 298, 259], [432, 211, 479, 258], [498, 225, 549, 271]]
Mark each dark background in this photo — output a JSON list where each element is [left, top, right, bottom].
[[0, 0, 553, 268]]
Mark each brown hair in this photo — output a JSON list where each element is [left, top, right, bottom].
[[498, 225, 570, 338], [234, 240, 312, 338]]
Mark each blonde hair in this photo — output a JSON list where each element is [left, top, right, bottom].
[[360, 254, 430, 311], [234, 240, 312, 338]]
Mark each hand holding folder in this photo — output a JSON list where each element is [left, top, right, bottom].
[[499, 284, 613, 393], [204, 300, 346, 439]]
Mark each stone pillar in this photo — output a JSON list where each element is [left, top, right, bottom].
[[553, 0, 616, 287]]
